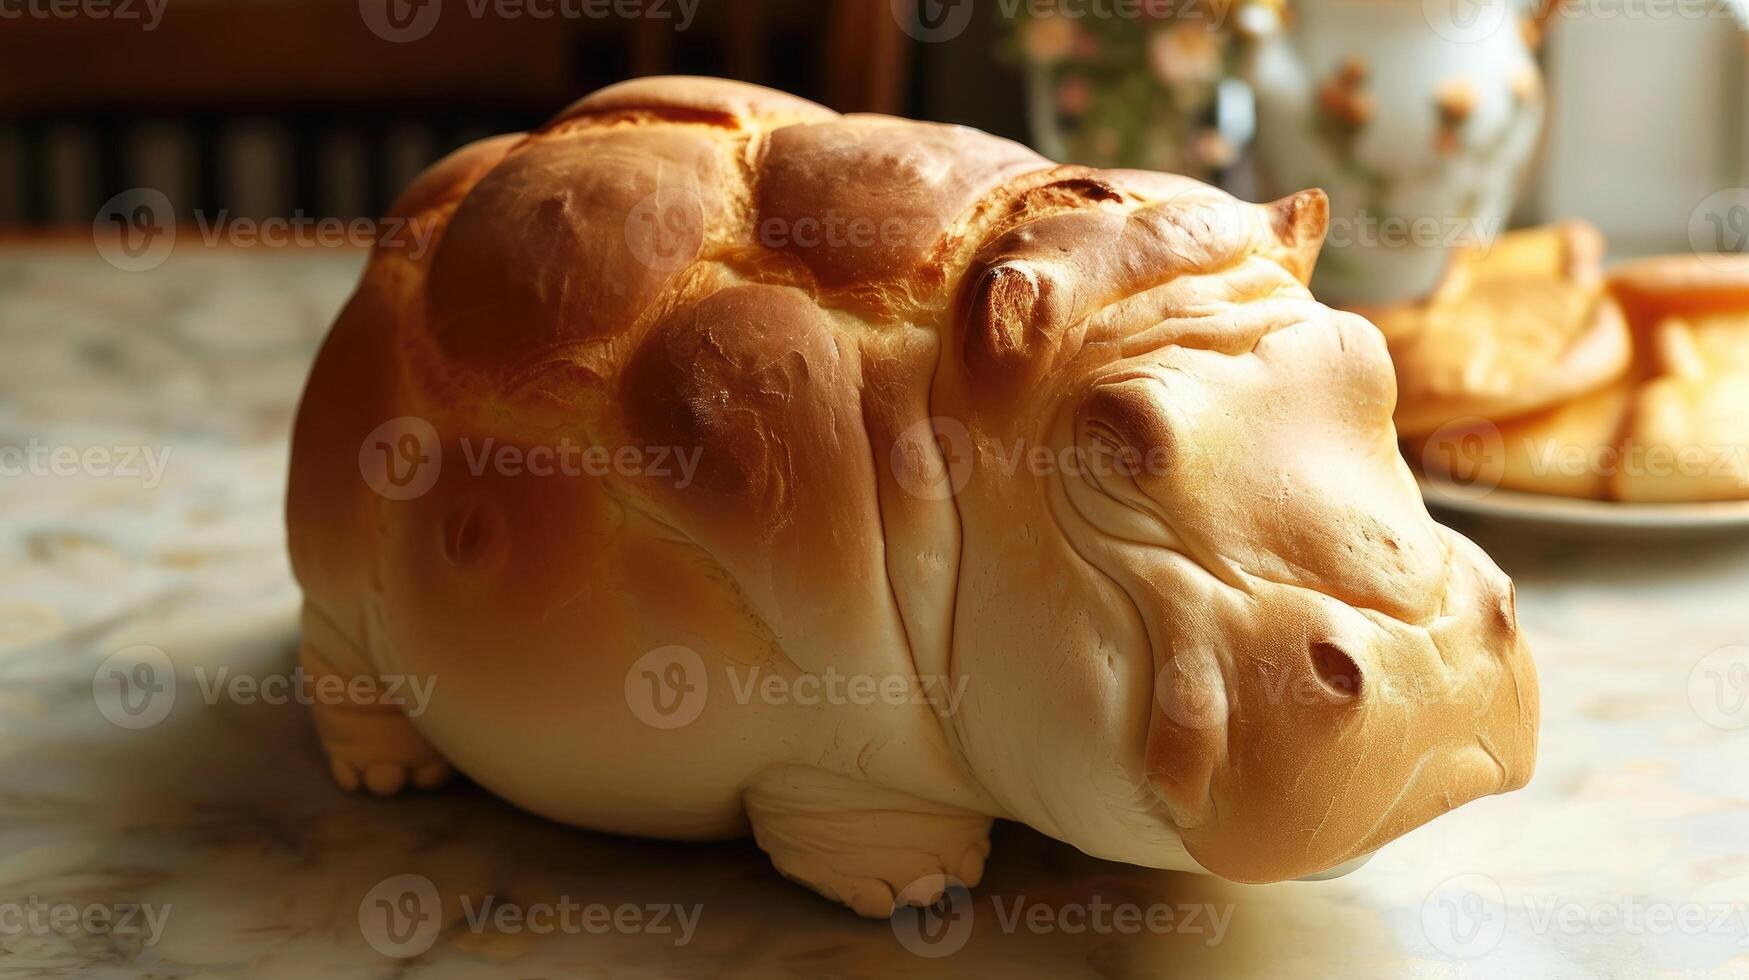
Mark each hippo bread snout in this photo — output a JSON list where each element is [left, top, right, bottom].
[[286, 77, 1538, 916]]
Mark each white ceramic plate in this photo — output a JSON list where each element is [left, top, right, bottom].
[[1417, 475, 1749, 537]]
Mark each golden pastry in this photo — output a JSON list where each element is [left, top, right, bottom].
[[1367, 221, 1631, 439], [285, 77, 1538, 915], [1413, 381, 1634, 500]]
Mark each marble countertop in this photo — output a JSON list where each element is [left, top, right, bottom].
[[2, 244, 1747, 979]]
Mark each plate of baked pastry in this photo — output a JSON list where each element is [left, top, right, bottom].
[[1362, 223, 1749, 535], [1414, 475, 1749, 535]]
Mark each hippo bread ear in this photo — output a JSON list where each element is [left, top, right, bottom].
[[961, 259, 1057, 392], [1265, 188, 1328, 287]]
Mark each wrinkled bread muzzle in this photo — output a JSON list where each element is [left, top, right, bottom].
[[953, 183, 1538, 882]]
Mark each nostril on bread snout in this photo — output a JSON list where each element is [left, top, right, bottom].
[[442, 500, 503, 568], [1310, 642, 1363, 702]]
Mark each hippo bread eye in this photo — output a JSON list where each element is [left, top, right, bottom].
[[1309, 642, 1363, 702]]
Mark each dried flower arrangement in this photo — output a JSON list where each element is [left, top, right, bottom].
[[997, 2, 1265, 181]]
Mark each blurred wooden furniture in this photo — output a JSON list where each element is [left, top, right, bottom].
[[0, 0, 908, 226]]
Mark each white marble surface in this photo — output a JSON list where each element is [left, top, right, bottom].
[[2, 244, 1748, 978]]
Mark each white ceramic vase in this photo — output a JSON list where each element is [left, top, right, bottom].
[[1241, 0, 1546, 305]]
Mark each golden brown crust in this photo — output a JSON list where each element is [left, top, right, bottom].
[[1407, 251, 1749, 502], [1370, 221, 1632, 439], [386, 133, 524, 221], [428, 127, 736, 366], [548, 74, 837, 131], [957, 188, 1328, 400], [1607, 253, 1749, 329], [1610, 309, 1749, 502], [755, 118, 1048, 290], [1608, 254, 1749, 370], [288, 77, 1536, 895]]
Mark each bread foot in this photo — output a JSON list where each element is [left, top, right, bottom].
[[744, 767, 992, 918], [300, 603, 452, 797]]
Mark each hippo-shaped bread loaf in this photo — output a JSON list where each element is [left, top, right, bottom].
[[287, 77, 1538, 917]]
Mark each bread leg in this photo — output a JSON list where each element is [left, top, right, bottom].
[[743, 767, 992, 918], [300, 601, 452, 797]]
